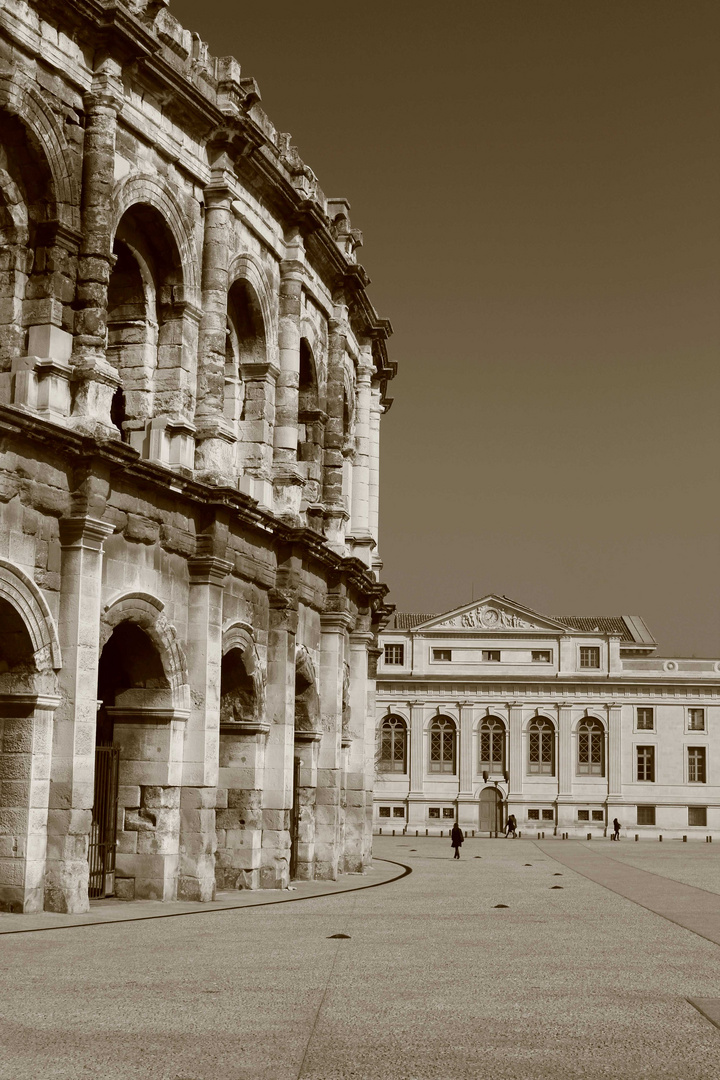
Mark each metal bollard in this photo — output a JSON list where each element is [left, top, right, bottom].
[[635, 834, 639, 841], [541, 831, 545, 839], [392, 829, 395, 836], [683, 836, 687, 842], [440, 830, 443, 838], [587, 833, 592, 841], [379, 828, 382, 835], [472, 829, 475, 837], [425, 829, 428, 836], [659, 835, 662, 842]]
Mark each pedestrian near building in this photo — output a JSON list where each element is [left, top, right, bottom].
[[506, 814, 517, 839], [451, 823, 464, 859], [612, 818, 621, 841]]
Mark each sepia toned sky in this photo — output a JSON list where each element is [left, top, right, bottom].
[[170, 0, 720, 657]]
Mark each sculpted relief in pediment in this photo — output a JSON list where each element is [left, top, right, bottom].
[[437, 605, 535, 630]]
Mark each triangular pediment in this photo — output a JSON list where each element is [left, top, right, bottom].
[[414, 596, 570, 633]]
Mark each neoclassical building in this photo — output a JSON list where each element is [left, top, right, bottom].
[[0, 0, 395, 913], [376, 596, 720, 838]]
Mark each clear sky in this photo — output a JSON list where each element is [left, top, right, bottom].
[[170, 0, 720, 657]]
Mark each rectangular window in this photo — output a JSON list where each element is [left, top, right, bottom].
[[579, 647, 600, 669], [378, 806, 391, 818], [541, 809, 554, 821], [527, 808, 540, 820], [688, 806, 707, 827], [392, 807, 405, 818], [637, 707, 654, 731], [428, 807, 440, 819], [591, 810, 604, 822], [637, 805, 656, 826], [532, 650, 552, 663], [577, 809, 590, 821], [688, 708, 706, 731], [483, 650, 501, 662], [637, 745, 655, 782], [688, 746, 706, 783], [432, 648, 452, 662], [384, 643, 404, 665], [442, 808, 455, 819]]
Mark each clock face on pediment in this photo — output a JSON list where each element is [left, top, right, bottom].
[[416, 596, 567, 633]]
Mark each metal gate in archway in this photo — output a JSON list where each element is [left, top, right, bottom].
[[88, 746, 119, 899]]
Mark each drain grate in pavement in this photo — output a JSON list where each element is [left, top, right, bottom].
[[494, 904, 509, 908], [551, 886, 563, 889], [688, 999, 720, 1030], [525, 863, 532, 866], [554, 873, 563, 876], [328, 933, 351, 939]]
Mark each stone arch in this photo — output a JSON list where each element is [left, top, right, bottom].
[[112, 175, 198, 296], [227, 252, 276, 348], [100, 592, 189, 711], [573, 713, 606, 734], [0, 70, 80, 232], [221, 621, 266, 725], [0, 558, 61, 672], [424, 709, 458, 731]]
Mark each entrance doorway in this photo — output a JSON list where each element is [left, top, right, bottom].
[[479, 787, 503, 835], [88, 744, 119, 898]]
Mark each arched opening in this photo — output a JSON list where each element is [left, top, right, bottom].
[[479, 787, 503, 835], [94, 620, 175, 901], [429, 716, 456, 774], [577, 718, 605, 776], [0, 596, 35, 672], [378, 715, 407, 773], [479, 716, 506, 775], [528, 717, 555, 775], [297, 339, 324, 478], [224, 277, 266, 433], [107, 204, 185, 443], [220, 646, 257, 725]]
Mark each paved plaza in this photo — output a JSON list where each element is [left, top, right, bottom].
[[1, 837, 719, 1080]]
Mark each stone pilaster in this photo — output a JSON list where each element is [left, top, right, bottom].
[[507, 703, 524, 800], [273, 242, 305, 520], [368, 386, 382, 571], [194, 156, 237, 483], [348, 347, 375, 568], [322, 306, 350, 551], [556, 703, 575, 829], [315, 611, 351, 879], [457, 701, 476, 829], [407, 700, 426, 828], [178, 549, 233, 901], [344, 630, 372, 872], [70, 61, 124, 435], [45, 516, 114, 913], [607, 703, 623, 804], [260, 583, 298, 888]]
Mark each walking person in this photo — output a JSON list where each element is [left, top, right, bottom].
[[505, 814, 517, 839], [451, 822, 464, 859], [612, 817, 621, 841]]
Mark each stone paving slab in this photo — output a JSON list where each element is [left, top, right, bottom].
[[536, 840, 720, 945], [0, 859, 407, 935]]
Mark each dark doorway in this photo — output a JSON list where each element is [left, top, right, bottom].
[[88, 745, 119, 898], [479, 787, 503, 835]]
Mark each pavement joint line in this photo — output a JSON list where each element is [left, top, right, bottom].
[[534, 841, 720, 950], [687, 998, 720, 1031], [571, 842, 720, 901], [0, 858, 413, 936]]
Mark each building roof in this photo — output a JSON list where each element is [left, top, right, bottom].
[[385, 611, 656, 646]]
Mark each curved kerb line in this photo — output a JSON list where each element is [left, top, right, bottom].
[[0, 858, 413, 936]]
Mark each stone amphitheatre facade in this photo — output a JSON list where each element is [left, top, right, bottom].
[[0, 0, 395, 912]]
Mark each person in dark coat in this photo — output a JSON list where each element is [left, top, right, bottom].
[[505, 814, 517, 839], [612, 818, 621, 841], [451, 823, 464, 859]]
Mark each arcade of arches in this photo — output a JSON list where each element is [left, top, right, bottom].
[[0, 2, 394, 913]]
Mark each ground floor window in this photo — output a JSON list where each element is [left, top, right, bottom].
[[577, 809, 605, 822], [528, 808, 554, 821], [378, 806, 406, 819], [688, 806, 707, 827], [688, 746, 706, 784], [637, 805, 656, 826], [428, 807, 455, 820]]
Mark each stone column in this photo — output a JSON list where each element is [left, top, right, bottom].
[[407, 700, 426, 828], [45, 516, 114, 913], [344, 630, 372, 872], [70, 61, 124, 435], [322, 306, 350, 551], [556, 703, 575, 830], [260, 584, 298, 888], [507, 703, 524, 801], [273, 241, 305, 520], [348, 346, 375, 568], [178, 548, 233, 901], [607, 703, 623, 805], [368, 386, 382, 572], [237, 360, 280, 507], [315, 612, 351, 879], [457, 701, 475, 829], [194, 156, 237, 484]]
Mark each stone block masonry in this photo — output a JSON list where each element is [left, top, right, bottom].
[[0, 0, 396, 912]]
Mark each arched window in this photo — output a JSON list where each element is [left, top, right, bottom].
[[479, 717, 505, 774], [379, 715, 407, 773], [577, 718, 605, 776], [429, 716, 456, 773], [528, 718, 555, 775]]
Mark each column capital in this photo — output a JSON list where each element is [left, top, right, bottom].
[[188, 555, 233, 586], [349, 631, 374, 646], [320, 611, 354, 633], [59, 516, 114, 550]]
